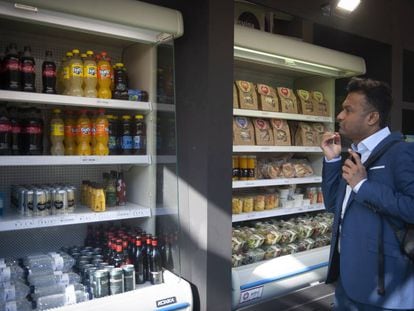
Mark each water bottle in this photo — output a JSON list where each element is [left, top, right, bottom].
[[0, 299, 33, 311], [0, 264, 24, 283], [35, 287, 88, 310], [31, 283, 85, 300], [0, 281, 30, 303]]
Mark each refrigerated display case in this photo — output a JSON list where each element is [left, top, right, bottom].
[[0, 1, 191, 310], [231, 24, 365, 310]]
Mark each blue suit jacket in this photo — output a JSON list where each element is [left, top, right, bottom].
[[322, 132, 414, 309]]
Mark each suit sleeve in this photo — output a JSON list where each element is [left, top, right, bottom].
[[354, 142, 414, 223], [322, 160, 342, 213]]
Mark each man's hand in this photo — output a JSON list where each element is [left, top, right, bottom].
[[342, 149, 367, 188], [321, 132, 342, 160]]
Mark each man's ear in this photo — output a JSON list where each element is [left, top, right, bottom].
[[367, 111, 380, 126]]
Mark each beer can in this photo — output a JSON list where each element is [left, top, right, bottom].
[[34, 189, 48, 216], [85, 266, 98, 289], [16, 187, 27, 215], [43, 188, 52, 214], [109, 267, 124, 295], [93, 269, 109, 298], [53, 189, 67, 214], [24, 189, 34, 217], [122, 264, 135, 292], [65, 186, 76, 213]]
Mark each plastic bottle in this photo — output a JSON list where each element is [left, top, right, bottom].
[[0, 263, 25, 282], [90, 110, 97, 154], [0, 299, 33, 311], [3, 43, 20, 91], [63, 110, 76, 155], [27, 272, 81, 288], [120, 115, 132, 155], [113, 63, 128, 100], [20, 45, 36, 92], [62, 52, 73, 95], [105, 172, 117, 207], [83, 50, 97, 98], [0, 109, 11, 155], [8, 107, 22, 155], [97, 52, 112, 99], [56, 55, 66, 94], [22, 107, 43, 155], [0, 281, 30, 303], [132, 114, 146, 155], [75, 109, 91, 156], [116, 171, 126, 206], [42, 50, 57, 94], [107, 115, 119, 155], [94, 109, 109, 155], [31, 283, 85, 300], [35, 288, 88, 311], [50, 108, 65, 155], [150, 237, 163, 284], [68, 49, 83, 96]]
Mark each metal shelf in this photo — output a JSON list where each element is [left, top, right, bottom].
[[0, 90, 151, 111], [232, 203, 325, 222], [0, 203, 151, 232], [0, 155, 151, 166], [233, 176, 322, 189], [233, 145, 322, 153], [233, 108, 333, 123]]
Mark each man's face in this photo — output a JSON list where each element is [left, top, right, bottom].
[[336, 92, 375, 143]]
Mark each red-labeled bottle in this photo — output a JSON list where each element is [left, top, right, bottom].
[[134, 237, 145, 284], [3, 43, 20, 91], [42, 50, 57, 94], [20, 46, 36, 92], [0, 109, 11, 155]]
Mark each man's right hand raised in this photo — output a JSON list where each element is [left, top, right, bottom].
[[321, 132, 342, 161]]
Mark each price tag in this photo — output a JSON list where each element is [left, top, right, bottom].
[[96, 99, 110, 105], [239, 286, 263, 304]]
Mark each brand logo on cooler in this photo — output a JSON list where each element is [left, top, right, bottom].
[[156, 296, 177, 307]]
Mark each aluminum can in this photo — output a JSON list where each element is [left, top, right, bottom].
[[53, 189, 67, 214], [65, 186, 76, 212], [109, 267, 124, 295], [93, 269, 109, 298], [122, 264, 135, 292], [24, 189, 34, 216], [34, 189, 47, 216]]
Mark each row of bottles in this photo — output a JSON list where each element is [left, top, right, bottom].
[[84, 224, 175, 285], [0, 106, 146, 156], [58, 49, 127, 100], [0, 43, 56, 93]]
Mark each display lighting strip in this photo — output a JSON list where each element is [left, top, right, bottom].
[[234, 46, 350, 78]]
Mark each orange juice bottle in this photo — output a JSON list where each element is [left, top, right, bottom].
[[68, 49, 84, 97], [90, 110, 97, 154], [97, 52, 112, 99], [94, 109, 109, 155], [64, 110, 76, 155], [83, 50, 97, 98], [76, 109, 91, 155]]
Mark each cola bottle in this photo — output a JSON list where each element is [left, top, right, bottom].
[[22, 107, 43, 155], [149, 236, 163, 284], [134, 237, 145, 284], [42, 50, 57, 94], [20, 46, 36, 92], [3, 43, 20, 91], [0, 108, 11, 155]]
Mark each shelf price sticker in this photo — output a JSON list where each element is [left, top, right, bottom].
[[239, 285, 263, 304]]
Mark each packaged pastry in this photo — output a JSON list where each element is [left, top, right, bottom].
[[276, 87, 298, 114], [296, 89, 314, 115], [256, 84, 279, 112], [264, 191, 279, 210], [235, 80, 258, 110], [281, 162, 295, 178], [232, 197, 243, 214], [242, 195, 254, 213], [292, 159, 314, 177], [311, 91, 329, 117], [270, 119, 291, 146], [253, 118, 274, 146], [233, 83, 239, 109], [254, 195, 265, 211], [233, 116, 255, 145], [295, 122, 315, 146], [312, 123, 325, 146]]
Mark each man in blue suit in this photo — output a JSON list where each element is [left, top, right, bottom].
[[321, 77, 414, 310]]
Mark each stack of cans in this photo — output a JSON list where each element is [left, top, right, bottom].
[[11, 184, 76, 216]]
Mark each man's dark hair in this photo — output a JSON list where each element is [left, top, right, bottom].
[[346, 77, 392, 128]]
